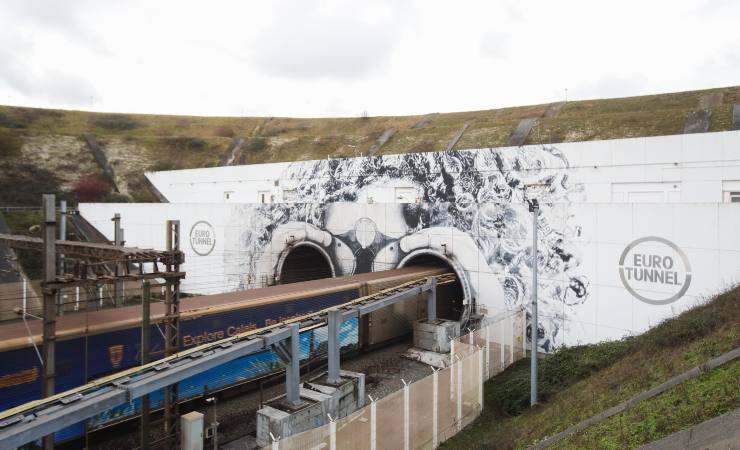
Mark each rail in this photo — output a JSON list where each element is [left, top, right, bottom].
[[0, 272, 455, 449]]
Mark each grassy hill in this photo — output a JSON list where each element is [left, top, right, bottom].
[[1, 85, 739, 205], [441, 286, 740, 449]]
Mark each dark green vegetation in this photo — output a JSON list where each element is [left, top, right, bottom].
[[441, 286, 740, 449], [0, 85, 739, 205]]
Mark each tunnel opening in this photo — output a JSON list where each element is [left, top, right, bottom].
[[401, 253, 465, 321], [278, 244, 335, 284]]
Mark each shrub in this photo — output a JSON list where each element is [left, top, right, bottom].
[[150, 160, 179, 172], [73, 174, 112, 202], [0, 113, 26, 129], [0, 130, 22, 157], [244, 137, 267, 153], [490, 339, 632, 416], [103, 192, 131, 203], [215, 126, 235, 138], [161, 137, 207, 152], [0, 162, 61, 205], [93, 115, 140, 131]]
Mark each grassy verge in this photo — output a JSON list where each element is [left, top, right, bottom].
[[1, 85, 740, 204], [440, 286, 740, 450], [553, 359, 739, 449]]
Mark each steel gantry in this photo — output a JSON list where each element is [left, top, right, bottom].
[[0, 273, 453, 450]]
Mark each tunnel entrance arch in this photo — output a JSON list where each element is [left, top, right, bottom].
[[397, 250, 469, 321], [277, 242, 336, 284]]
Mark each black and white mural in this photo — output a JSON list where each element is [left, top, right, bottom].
[[80, 131, 740, 349], [223, 145, 588, 351]]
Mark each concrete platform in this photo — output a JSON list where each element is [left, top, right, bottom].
[[255, 370, 364, 448], [402, 347, 451, 368], [412, 318, 459, 353]]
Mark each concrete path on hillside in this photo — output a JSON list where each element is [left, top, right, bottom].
[[637, 408, 740, 450]]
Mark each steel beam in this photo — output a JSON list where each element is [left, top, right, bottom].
[[122, 339, 265, 398], [0, 389, 127, 450], [141, 281, 151, 450], [285, 324, 301, 406], [426, 277, 437, 321], [112, 213, 123, 307], [327, 310, 342, 384], [41, 194, 56, 450], [163, 220, 181, 447], [357, 286, 425, 315]]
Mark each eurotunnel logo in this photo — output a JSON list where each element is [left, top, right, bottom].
[[109, 344, 124, 368], [190, 220, 216, 256], [619, 237, 692, 305]]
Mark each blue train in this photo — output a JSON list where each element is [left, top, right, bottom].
[[0, 266, 444, 444]]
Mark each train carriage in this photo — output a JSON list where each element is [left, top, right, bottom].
[[0, 265, 450, 443]]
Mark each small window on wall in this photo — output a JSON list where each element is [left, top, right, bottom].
[[283, 189, 298, 203], [259, 191, 272, 204], [724, 191, 740, 203], [395, 187, 418, 203], [223, 191, 234, 201]]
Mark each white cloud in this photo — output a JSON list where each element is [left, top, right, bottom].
[[0, 0, 738, 117], [250, 1, 405, 80]]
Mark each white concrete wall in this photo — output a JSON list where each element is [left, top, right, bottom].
[[148, 131, 740, 205], [80, 130, 740, 349]]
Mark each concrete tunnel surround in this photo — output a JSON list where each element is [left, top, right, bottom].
[[275, 241, 337, 283], [396, 248, 472, 306]]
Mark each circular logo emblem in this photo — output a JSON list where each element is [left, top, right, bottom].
[[189, 221, 216, 256], [618, 237, 691, 305]]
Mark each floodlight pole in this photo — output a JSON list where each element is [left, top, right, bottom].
[[529, 199, 539, 406]]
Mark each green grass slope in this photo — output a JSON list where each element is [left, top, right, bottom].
[[1, 85, 739, 205], [441, 286, 740, 450]]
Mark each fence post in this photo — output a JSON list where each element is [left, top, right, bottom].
[[329, 415, 336, 450], [450, 339, 455, 401], [432, 369, 438, 448], [22, 278, 27, 315], [478, 346, 484, 411], [499, 318, 505, 370], [509, 317, 514, 364], [521, 307, 527, 360], [456, 355, 462, 432], [402, 379, 410, 450], [369, 395, 377, 450], [485, 324, 490, 379], [509, 315, 514, 364]]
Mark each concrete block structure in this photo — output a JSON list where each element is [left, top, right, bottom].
[[255, 370, 365, 447]]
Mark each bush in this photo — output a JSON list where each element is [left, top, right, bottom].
[[490, 339, 632, 416], [0, 113, 26, 129], [215, 126, 235, 138], [93, 115, 140, 131], [103, 192, 131, 203], [73, 174, 112, 202], [161, 137, 207, 152], [639, 288, 740, 350], [244, 137, 267, 152], [0, 162, 61, 206], [150, 160, 179, 172], [0, 130, 22, 157]]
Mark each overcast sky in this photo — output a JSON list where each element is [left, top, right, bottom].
[[1, 0, 738, 118]]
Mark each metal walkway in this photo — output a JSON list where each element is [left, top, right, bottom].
[[0, 273, 454, 450]]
